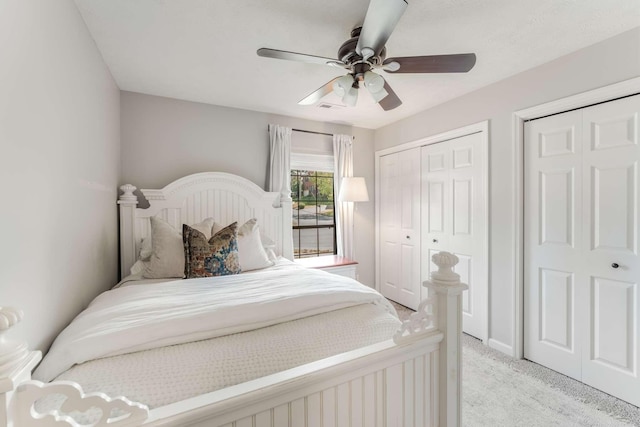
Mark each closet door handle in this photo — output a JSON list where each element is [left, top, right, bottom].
[[611, 263, 620, 269], [406, 235, 410, 239], [433, 239, 438, 243]]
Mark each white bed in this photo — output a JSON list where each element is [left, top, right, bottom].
[[0, 172, 467, 427], [33, 260, 401, 405]]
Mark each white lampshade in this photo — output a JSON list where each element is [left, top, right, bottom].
[[333, 74, 359, 107], [342, 85, 358, 107], [363, 71, 385, 93], [333, 74, 354, 98], [339, 177, 369, 202], [363, 71, 388, 103]]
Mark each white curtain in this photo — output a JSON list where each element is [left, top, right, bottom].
[[268, 124, 292, 201], [333, 134, 354, 259]]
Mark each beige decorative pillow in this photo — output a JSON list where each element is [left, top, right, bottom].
[[143, 216, 215, 279], [183, 222, 241, 278]]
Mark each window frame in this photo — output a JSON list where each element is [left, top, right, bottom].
[[291, 169, 337, 258]]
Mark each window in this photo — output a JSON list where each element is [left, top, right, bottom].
[[291, 170, 336, 258]]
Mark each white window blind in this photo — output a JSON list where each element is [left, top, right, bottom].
[[291, 133, 333, 171]]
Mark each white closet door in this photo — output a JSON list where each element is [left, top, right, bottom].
[[525, 94, 640, 406], [421, 142, 451, 284], [421, 132, 487, 340], [378, 148, 421, 309], [580, 96, 640, 406], [379, 153, 401, 302], [524, 109, 584, 380], [397, 148, 422, 309], [449, 133, 487, 340]]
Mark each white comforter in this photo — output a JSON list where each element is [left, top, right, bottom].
[[34, 267, 394, 382]]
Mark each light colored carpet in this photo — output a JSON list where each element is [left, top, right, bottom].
[[389, 301, 640, 426]]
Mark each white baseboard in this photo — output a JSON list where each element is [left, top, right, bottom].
[[488, 338, 514, 357]]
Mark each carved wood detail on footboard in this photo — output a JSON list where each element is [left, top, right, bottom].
[[1, 251, 467, 427], [15, 381, 148, 427]]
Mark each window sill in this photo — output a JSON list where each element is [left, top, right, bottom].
[[295, 256, 358, 280]]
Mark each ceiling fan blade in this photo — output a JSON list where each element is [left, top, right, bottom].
[[378, 81, 402, 111], [258, 48, 345, 67], [383, 53, 477, 73], [356, 0, 408, 58], [298, 77, 341, 106]]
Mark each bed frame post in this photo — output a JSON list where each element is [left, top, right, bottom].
[[424, 252, 468, 427], [118, 184, 139, 279], [279, 195, 294, 260], [0, 307, 41, 427]]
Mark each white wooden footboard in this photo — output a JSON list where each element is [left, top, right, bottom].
[[148, 335, 442, 427], [0, 252, 467, 427]]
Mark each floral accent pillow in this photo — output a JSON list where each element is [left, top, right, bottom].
[[183, 222, 241, 278]]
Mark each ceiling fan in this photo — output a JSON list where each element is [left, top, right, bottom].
[[257, 0, 476, 111]]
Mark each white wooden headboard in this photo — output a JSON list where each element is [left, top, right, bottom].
[[117, 172, 293, 278]]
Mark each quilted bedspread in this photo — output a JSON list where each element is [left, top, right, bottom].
[[34, 266, 397, 383]]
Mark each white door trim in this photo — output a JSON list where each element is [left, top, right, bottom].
[[512, 76, 640, 359], [376, 121, 488, 157], [375, 120, 489, 343]]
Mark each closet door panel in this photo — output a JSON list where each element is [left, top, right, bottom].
[[378, 148, 421, 309], [379, 153, 401, 301], [421, 144, 451, 288], [449, 133, 487, 340], [421, 135, 487, 340], [398, 148, 421, 309], [581, 95, 640, 407], [524, 109, 584, 380]]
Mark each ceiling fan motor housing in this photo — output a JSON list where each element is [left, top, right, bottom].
[[338, 27, 386, 66]]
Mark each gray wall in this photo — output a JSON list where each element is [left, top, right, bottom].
[[375, 27, 640, 353], [120, 92, 376, 287], [0, 0, 121, 351]]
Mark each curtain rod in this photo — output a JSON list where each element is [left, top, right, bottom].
[[292, 128, 332, 137], [267, 127, 355, 140]]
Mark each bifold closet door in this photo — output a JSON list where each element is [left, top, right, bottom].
[[379, 148, 421, 309], [581, 96, 640, 406], [525, 94, 640, 406], [421, 132, 487, 340], [524, 109, 585, 380]]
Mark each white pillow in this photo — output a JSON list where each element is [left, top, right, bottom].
[[129, 259, 146, 276], [237, 219, 274, 271], [138, 237, 153, 261], [263, 247, 278, 263], [143, 216, 215, 279], [214, 219, 274, 271], [213, 221, 277, 258], [258, 233, 278, 262], [259, 233, 276, 248]]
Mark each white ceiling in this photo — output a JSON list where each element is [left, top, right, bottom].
[[74, 0, 640, 129]]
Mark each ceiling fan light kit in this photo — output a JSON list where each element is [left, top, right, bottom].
[[343, 85, 359, 107], [333, 74, 355, 98], [363, 71, 384, 91], [257, 0, 477, 111]]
